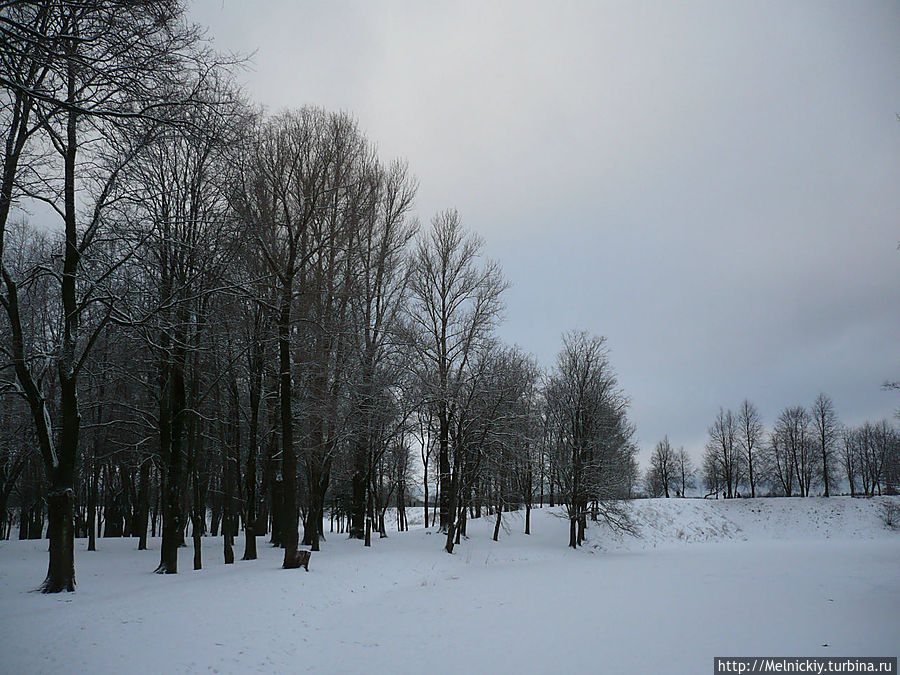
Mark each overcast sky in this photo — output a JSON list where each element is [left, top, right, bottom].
[[190, 0, 900, 464]]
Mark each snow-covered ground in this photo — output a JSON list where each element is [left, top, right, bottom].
[[1, 497, 898, 674]]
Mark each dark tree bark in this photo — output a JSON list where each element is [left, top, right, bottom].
[[444, 447, 463, 554], [242, 334, 262, 560], [136, 460, 150, 551], [438, 411, 451, 531], [87, 462, 99, 552], [191, 457, 203, 571], [156, 350, 186, 575], [349, 431, 368, 540], [40, 83, 81, 593], [278, 278, 302, 568], [525, 500, 531, 536]]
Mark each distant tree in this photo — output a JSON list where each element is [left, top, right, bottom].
[[470, 346, 539, 544], [644, 465, 664, 498], [121, 80, 246, 573], [774, 406, 815, 497], [676, 447, 695, 498], [866, 420, 898, 496], [702, 446, 721, 498], [705, 408, 742, 498], [769, 426, 794, 496], [544, 331, 636, 548], [883, 423, 900, 495], [0, 391, 29, 539], [646, 436, 676, 497], [810, 393, 839, 497], [737, 400, 764, 498], [841, 426, 859, 496], [503, 353, 542, 535]]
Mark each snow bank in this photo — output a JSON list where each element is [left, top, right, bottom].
[[589, 495, 898, 551]]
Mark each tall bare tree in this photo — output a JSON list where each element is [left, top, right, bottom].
[[676, 447, 695, 498], [346, 160, 417, 541], [407, 209, 506, 533], [646, 435, 676, 498], [545, 331, 635, 548], [810, 393, 838, 497], [0, 0, 225, 591], [737, 400, 764, 498], [230, 110, 324, 568], [705, 408, 742, 499], [774, 406, 814, 497]]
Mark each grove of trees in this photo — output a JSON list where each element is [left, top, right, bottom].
[[2, 1, 895, 597], [697, 395, 899, 499], [0, 0, 639, 592]]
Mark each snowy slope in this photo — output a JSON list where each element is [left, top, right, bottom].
[[589, 495, 898, 551], [0, 497, 897, 674]]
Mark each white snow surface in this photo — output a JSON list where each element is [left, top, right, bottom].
[[1, 497, 897, 674]]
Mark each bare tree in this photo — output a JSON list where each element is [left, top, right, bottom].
[[676, 447, 695, 498], [867, 420, 897, 496], [810, 393, 839, 497], [0, 0, 227, 592], [840, 426, 858, 496], [407, 209, 506, 534], [769, 425, 794, 496], [544, 331, 635, 548], [115, 77, 246, 573], [646, 435, 676, 498], [705, 408, 742, 499], [229, 109, 338, 568], [737, 400, 764, 498], [456, 345, 539, 548], [774, 406, 815, 497], [345, 159, 417, 541]]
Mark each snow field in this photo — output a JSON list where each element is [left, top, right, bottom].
[[0, 496, 897, 674]]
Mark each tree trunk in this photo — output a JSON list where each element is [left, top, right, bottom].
[[156, 354, 185, 575], [304, 464, 331, 552], [444, 455, 462, 554], [269, 475, 283, 547], [364, 473, 373, 547], [422, 460, 429, 528], [39, 89, 80, 594], [41, 487, 75, 592], [349, 433, 367, 540], [438, 410, 451, 532], [242, 447, 258, 560], [191, 460, 202, 571], [242, 355, 261, 561], [278, 280, 302, 569], [87, 462, 99, 552], [137, 461, 150, 551]]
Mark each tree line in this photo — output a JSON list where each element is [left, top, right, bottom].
[[0, 0, 639, 593], [645, 395, 900, 499]]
